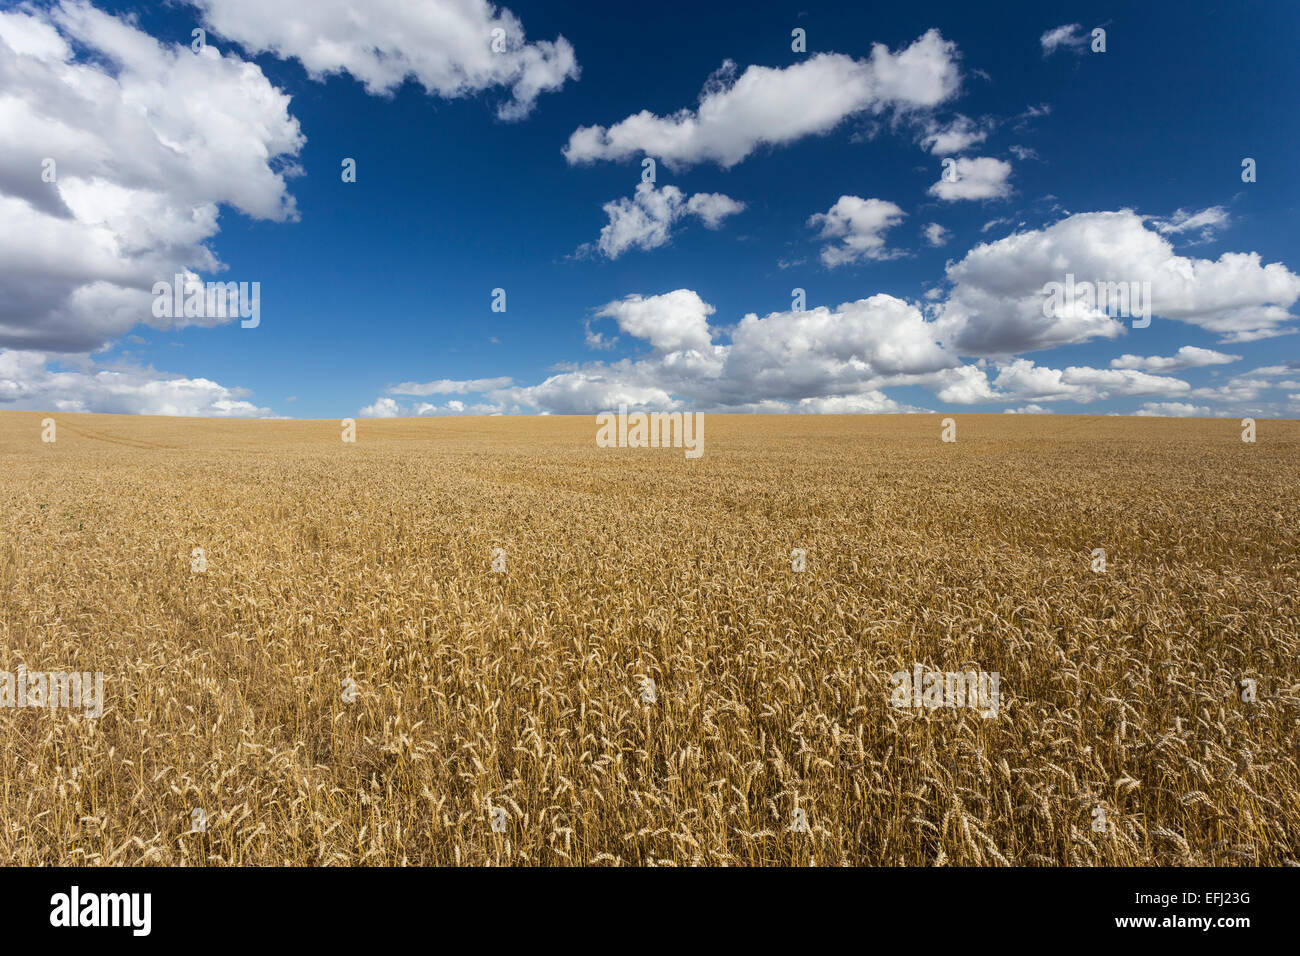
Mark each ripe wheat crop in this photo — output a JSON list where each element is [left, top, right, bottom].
[[1, 410, 1297, 866]]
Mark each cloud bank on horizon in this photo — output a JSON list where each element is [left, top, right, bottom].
[[1, 1, 1297, 419]]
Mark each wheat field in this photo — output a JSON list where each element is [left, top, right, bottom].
[[0, 410, 1296, 866]]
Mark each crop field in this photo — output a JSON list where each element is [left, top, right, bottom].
[[0, 410, 1297, 866]]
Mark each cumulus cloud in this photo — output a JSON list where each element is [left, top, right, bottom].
[[1133, 402, 1211, 417], [563, 30, 962, 169], [931, 364, 998, 404], [1187, 365, 1299, 406], [1040, 24, 1089, 57], [928, 157, 1013, 201], [686, 191, 747, 229], [363, 290, 962, 415], [791, 392, 926, 413], [986, 359, 1192, 404], [0, 350, 271, 416], [808, 196, 907, 266], [359, 397, 400, 418], [489, 372, 675, 415], [1109, 346, 1240, 372], [931, 358, 1221, 407], [583, 183, 745, 259], [0, 1, 304, 352], [923, 223, 951, 247], [359, 282, 1300, 419], [935, 209, 1300, 355], [916, 114, 989, 154], [413, 399, 503, 415], [388, 376, 514, 395], [1216, 326, 1299, 344], [361, 375, 518, 415], [361, 397, 503, 417], [592, 289, 716, 354], [714, 295, 955, 404], [192, 0, 578, 120]]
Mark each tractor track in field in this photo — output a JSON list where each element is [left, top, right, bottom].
[[52, 420, 174, 450]]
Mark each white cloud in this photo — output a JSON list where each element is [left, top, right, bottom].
[[360, 395, 504, 417], [1004, 404, 1053, 414], [592, 184, 685, 258], [718, 295, 956, 402], [1188, 365, 1299, 406], [193, 0, 578, 120], [0, 349, 271, 416], [593, 289, 716, 354], [413, 399, 500, 415], [1133, 402, 1211, 417], [987, 359, 1192, 404], [388, 376, 514, 395], [421, 403, 501, 416], [1015, 103, 1052, 125], [583, 183, 745, 259], [490, 373, 675, 415], [1216, 326, 1299, 344], [583, 317, 616, 350], [359, 397, 401, 418], [0, 1, 304, 352], [359, 280, 1300, 418], [686, 192, 747, 229], [362, 290, 964, 415], [808, 196, 907, 266], [1109, 346, 1240, 372], [931, 360, 1198, 407], [563, 30, 962, 169], [923, 222, 951, 247], [1040, 24, 1088, 57], [928, 157, 1013, 201], [933, 364, 998, 404], [916, 114, 988, 154], [794, 392, 926, 413], [936, 210, 1300, 355], [1148, 205, 1230, 243]]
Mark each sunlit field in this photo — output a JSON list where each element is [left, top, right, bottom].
[[1, 411, 1297, 865]]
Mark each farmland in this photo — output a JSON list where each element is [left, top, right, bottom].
[[0, 411, 1296, 865]]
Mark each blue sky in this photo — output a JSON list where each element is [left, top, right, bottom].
[[2, 0, 1298, 418]]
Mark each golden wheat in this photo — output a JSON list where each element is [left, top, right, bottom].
[[0, 410, 1296, 866]]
